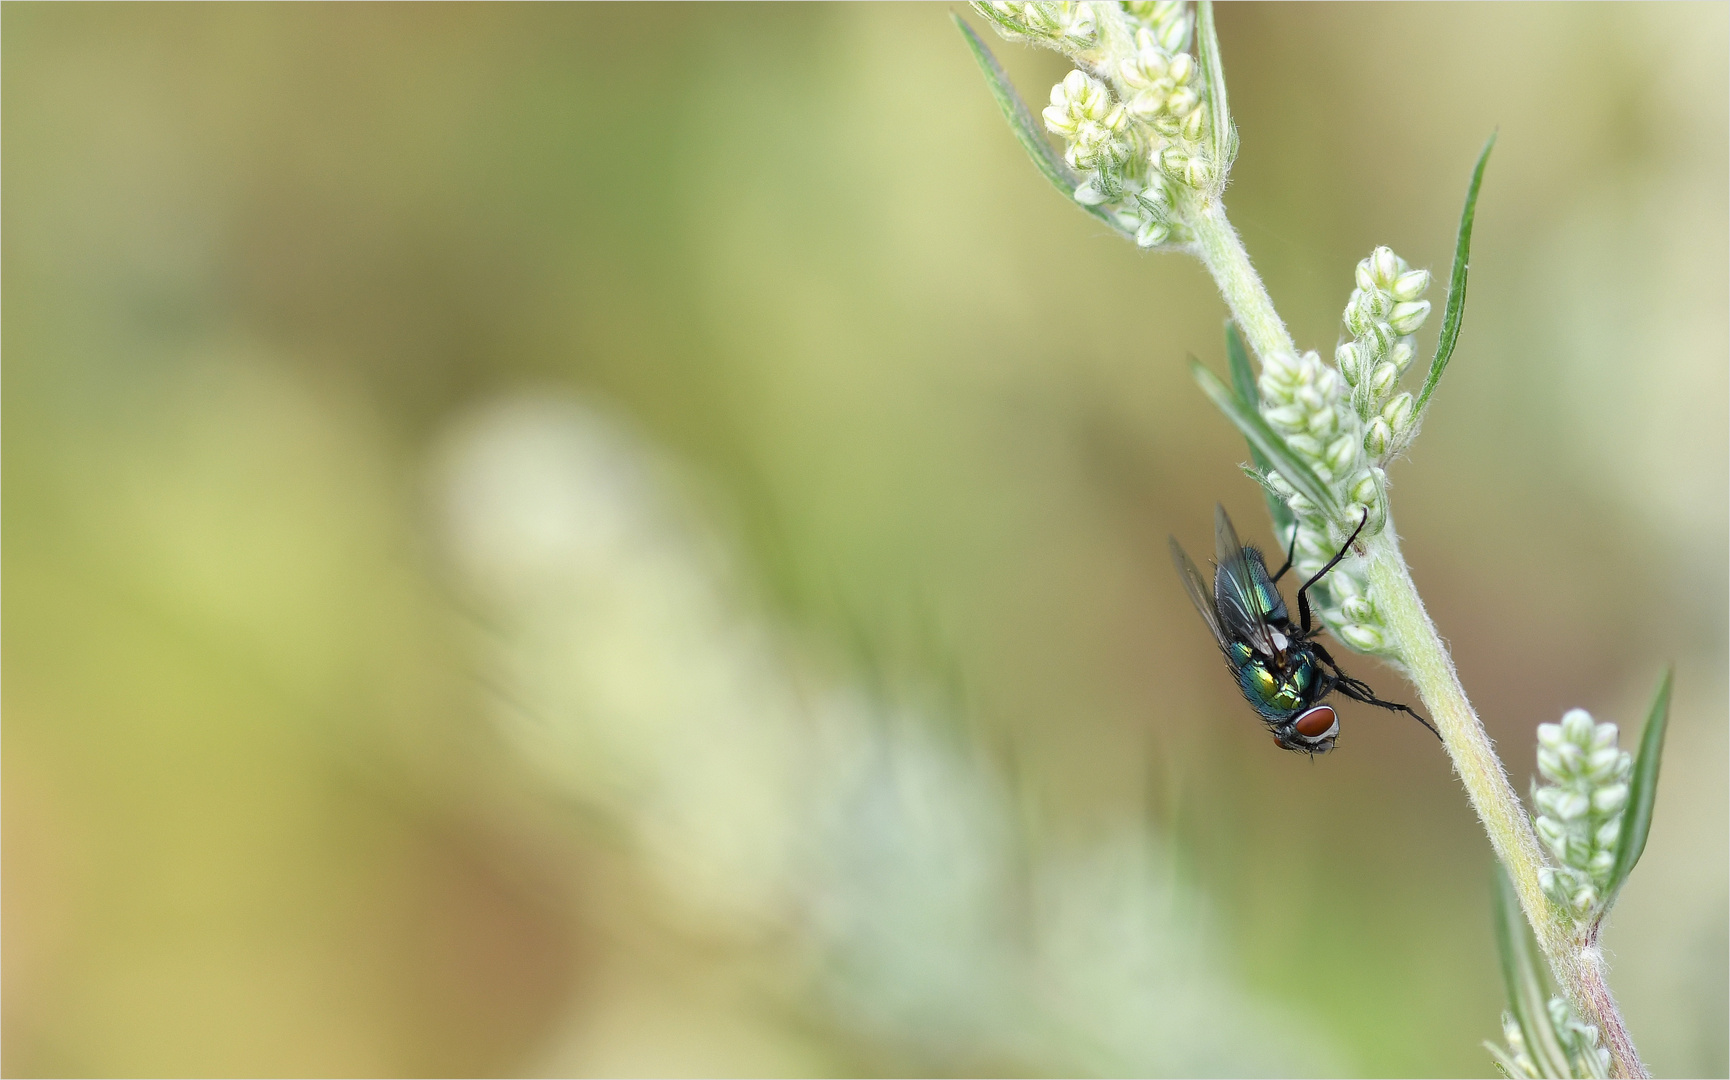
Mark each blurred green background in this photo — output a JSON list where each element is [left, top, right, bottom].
[[4, 4, 1725, 1076]]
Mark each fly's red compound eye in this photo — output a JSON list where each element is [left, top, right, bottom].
[[1293, 705, 1337, 739]]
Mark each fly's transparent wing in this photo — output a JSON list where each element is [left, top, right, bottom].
[[1212, 504, 1281, 656], [1168, 536, 1226, 649]]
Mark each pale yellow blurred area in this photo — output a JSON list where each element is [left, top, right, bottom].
[[4, 5, 1725, 1077]]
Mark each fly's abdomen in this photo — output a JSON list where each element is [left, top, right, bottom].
[[1232, 649, 1317, 720]]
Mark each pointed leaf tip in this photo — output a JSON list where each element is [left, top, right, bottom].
[[1606, 666, 1673, 903], [1195, 1, 1234, 189], [1415, 132, 1495, 415], [952, 14, 1127, 235]]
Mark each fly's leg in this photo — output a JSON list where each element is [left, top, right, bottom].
[[1310, 640, 1441, 741], [1293, 510, 1368, 636], [1269, 523, 1300, 584]]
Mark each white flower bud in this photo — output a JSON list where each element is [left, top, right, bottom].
[[1537, 722, 1564, 750], [1561, 709, 1595, 744], [1179, 106, 1206, 141], [1348, 470, 1379, 506], [1342, 301, 1368, 340], [1537, 747, 1562, 777], [1365, 361, 1398, 399], [1590, 722, 1619, 750], [1337, 623, 1384, 652], [1134, 218, 1170, 248], [1335, 341, 1363, 385], [1155, 12, 1188, 52], [1388, 299, 1431, 335], [1587, 746, 1625, 778], [1286, 433, 1322, 458], [1364, 321, 1394, 356], [1263, 403, 1305, 431], [1382, 392, 1415, 434], [1555, 790, 1589, 821], [1293, 527, 1328, 561], [1371, 246, 1404, 287], [1536, 816, 1567, 847], [1391, 268, 1431, 302], [1593, 814, 1623, 847], [1325, 433, 1357, 472], [1167, 87, 1199, 116], [1359, 288, 1392, 321], [1558, 742, 1583, 773], [1342, 595, 1375, 623], [1120, 49, 1169, 91], [1305, 404, 1340, 438], [1182, 156, 1211, 189], [1587, 850, 1614, 875], [1168, 52, 1195, 85], [1072, 178, 1108, 205], [1354, 260, 1376, 293], [1387, 339, 1415, 374], [1126, 91, 1161, 121]]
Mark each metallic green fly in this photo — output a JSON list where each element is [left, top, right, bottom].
[[1169, 505, 1438, 754]]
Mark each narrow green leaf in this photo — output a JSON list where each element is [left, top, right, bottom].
[[1483, 1041, 1522, 1079], [1194, 1, 1234, 184], [1193, 360, 1341, 520], [951, 15, 1125, 234], [1224, 322, 1294, 536], [1415, 133, 1495, 414], [1224, 320, 1256, 406], [1605, 667, 1673, 903], [1493, 866, 1571, 1079]]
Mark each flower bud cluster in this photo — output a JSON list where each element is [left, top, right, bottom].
[[974, 0, 1217, 248], [1256, 347, 1393, 656], [1548, 998, 1613, 1079], [1118, 28, 1212, 191], [1334, 247, 1430, 463], [1532, 709, 1633, 920], [1042, 70, 1179, 247], [1043, 69, 1137, 171], [1492, 998, 1611, 1079], [975, 1, 1099, 49], [1121, 0, 1192, 53]]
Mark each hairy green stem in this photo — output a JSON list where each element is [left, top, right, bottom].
[[1183, 195, 1646, 1080], [1186, 195, 1295, 362]]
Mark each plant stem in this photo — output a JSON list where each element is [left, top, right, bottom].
[[1186, 195, 1294, 362], [1579, 942, 1646, 1079], [1183, 194, 1647, 1080], [1366, 537, 1643, 1077]]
